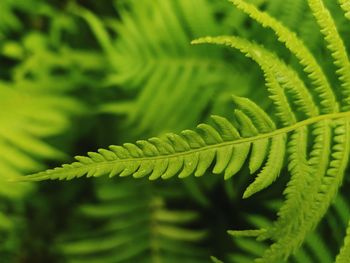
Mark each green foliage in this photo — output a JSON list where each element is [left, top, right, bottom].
[[24, 95, 282, 186], [228, 195, 349, 263], [3, 0, 350, 262], [78, 0, 241, 135], [58, 178, 209, 263], [339, 0, 350, 19]]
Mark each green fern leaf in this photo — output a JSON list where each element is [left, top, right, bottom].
[[58, 179, 209, 263], [192, 36, 319, 121], [308, 0, 350, 110], [22, 96, 282, 184], [339, 0, 350, 19], [228, 197, 345, 263], [336, 220, 350, 263], [75, 0, 238, 135], [228, 0, 338, 114]]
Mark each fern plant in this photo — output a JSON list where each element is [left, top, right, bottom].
[[72, 0, 350, 139], [0, 70, 82, 262], [228, 193, 350, 263], [0, 1, 97, 260], [18, 0, 350, 262], [72, 0, 251, 136], [57, 178, 209, 263]]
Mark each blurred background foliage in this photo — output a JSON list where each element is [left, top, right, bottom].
[[1, 0, 350, 262]]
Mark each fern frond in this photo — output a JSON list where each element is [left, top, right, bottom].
[[339, 0, 350, 19], [58, 178, 209, 263], [256, 119, 350, 262], [192, 36, 319, 121], [308, 0, 350, 110], [210, 256, 224, 263], [22, 102, 350, 201], [243, 133, 285, 198], [0, 83, 81, 196], [23, 97, 285, 184], [228, 198, 343, 263], [229, 0, 338, 113], [336, 220, 350, 263], [76, 0, 238, 135], [0, 47, 84, 258], [69, 4, 114, 59], [266, 120, 331, 239]]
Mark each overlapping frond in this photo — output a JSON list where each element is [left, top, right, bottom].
[[0, 84, 82, 254], [336, 220, 350, 263], [0, 76, 83, 260], [75, 0, 240, 135], [228, 0, 338, 114], [221, 0, 350, 261], [0, 84, 81, 183], [228, 196, 349, 263], [339, 0, 350, 19], [192, 36, 319, 121], [58, 178, 209, 263], [308, 0, 350, 110]]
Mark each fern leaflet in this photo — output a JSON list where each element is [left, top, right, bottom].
[[339, 0, 350, 19]]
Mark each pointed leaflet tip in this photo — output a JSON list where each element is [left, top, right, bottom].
[[242, 188, 254, 199], [210, 256, 224, 263]]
